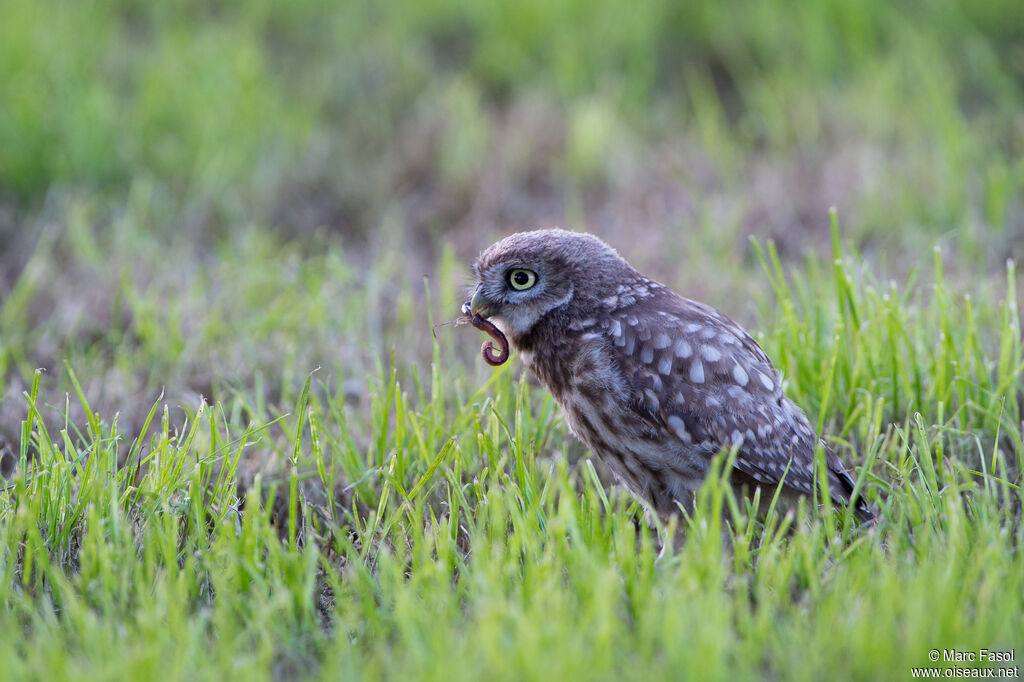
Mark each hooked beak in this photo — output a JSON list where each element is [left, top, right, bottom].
[[470, 289, 496, 319]]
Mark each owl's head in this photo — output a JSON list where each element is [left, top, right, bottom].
[[469, 229, 635, 339]]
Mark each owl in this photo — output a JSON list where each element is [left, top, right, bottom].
[[468, 229, 871, 524]]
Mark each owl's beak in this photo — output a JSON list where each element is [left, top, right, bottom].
[[470, 290, 495, 319]]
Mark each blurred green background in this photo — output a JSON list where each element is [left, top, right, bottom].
[[3, 0, 1023, 446], [4, 0, 1021, 243], [1, 0, 1023, 460], [1, 2, 1023, 678]]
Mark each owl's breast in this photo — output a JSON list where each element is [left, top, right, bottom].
[[518, 324, 618, 401]]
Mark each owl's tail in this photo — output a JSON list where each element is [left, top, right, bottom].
[[828, 459, 875, 523]]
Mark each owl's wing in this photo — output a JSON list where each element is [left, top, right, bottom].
[[601, 286, 859, 507]]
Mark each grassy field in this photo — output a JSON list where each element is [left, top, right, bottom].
[[1, 0, 1023, 679]]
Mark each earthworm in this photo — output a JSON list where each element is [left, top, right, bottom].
[[459, 301, 510, 366]]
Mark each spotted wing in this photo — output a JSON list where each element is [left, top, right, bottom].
[[602, 283, 858, 507]]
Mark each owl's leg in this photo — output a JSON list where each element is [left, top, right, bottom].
[[655, 522, 689, 561], [653, 492, 696, 559], [656, 493, 740, 560]]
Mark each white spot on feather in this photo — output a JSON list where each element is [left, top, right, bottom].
[[658, 355, 672, 375], [701, 346, 722, 362], [673, 339, 692, 358], [726, 385, 745, 400], [641, 345, 654, 364], [653, 333, 672, 349], [732, 363, 749, 386], [689, 360, 705, 384], [643, 389, 660, 412], [667, 415, 692, 443]]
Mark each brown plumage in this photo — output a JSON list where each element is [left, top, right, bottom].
[[468, 229, 871, 523]]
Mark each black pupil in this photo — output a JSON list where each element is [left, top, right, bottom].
[[513, 271, 530, 286]]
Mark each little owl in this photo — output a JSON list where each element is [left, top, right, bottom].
[[468, 229, 871, 525]]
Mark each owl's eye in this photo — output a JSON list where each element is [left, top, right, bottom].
[[507, 268, 538, 291]]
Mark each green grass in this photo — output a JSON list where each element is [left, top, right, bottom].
[[1, 0, 1023, 679], [0, 226, 1021, 680]]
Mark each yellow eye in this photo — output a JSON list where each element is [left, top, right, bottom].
[[507, 268, 537, 291]]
